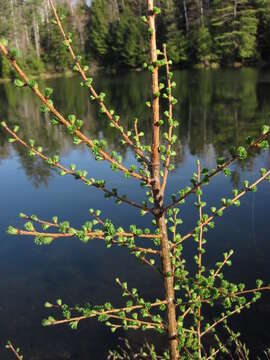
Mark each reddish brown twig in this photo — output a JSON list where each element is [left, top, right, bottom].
[[160, 44, 174, 196], [47, 299, 167, 328], [164, 130, 270, 212], [0, 42, 148, 184], [5, 342, 23, 360], [3, 123, 151, 213], [172, 168, 270, 249], [48, 0, 150, 169]]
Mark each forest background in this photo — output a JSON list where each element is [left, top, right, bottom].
[[2, 0, 270, 77]]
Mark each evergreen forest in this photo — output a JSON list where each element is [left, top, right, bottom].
[[2, 0, 270, 76]]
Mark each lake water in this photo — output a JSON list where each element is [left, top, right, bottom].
[[0, 68, 270, 359]]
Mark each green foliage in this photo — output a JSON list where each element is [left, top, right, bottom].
[[211, 0, 259, 64], [2, 0, 270, 74], [0, 54, 11, 78], [192, 26, 213, 64], [108, 8, 147, 68], [87, 0, 111, 61], [1, 1, 270, 359], [40, 5, 79, 71]]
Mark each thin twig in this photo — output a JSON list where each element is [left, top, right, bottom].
[[48, 0, 150, 169], [12, 228, 161, 254], [48, 299, 167, 328], [6, 342, 23, 360], [171, 168, 270, 249], [0, 42, 148, 184], [164, 130, 270, 212], [3, 123, 151, 213], [213, 252, 233, 279], [201, 301, 253, 338], [160, 44, 174, 196]]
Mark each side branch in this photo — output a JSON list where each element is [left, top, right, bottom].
[[160, 44, 174, 196], [43, 299, 167, 330], [0, 42, 147, 183], [172, 168, 270, 248], [164, 128, 270, 212], [48, 0, 150, 168], [2, 123, 151, 213], [5, 342, 23, 360]]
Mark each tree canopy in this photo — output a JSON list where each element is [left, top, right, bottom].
[[1, 0, 270, 76]]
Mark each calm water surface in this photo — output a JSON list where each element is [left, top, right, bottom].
[[0, 68, 270, 359]]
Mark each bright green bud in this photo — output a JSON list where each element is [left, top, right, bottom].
[[0, 38, 8, 47], [44, 88, 53, 98], [44, 302, 53, 308], [7, 226, 18, 235], [262, 125, 270, 135], [236, 146, 248, 160], [14, 79, 25, 88]]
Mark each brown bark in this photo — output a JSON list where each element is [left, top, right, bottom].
[[147, 0, 178, 358]]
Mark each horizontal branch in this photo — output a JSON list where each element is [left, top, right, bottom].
[[2, 123, 151, 213], [45, 299, 167, 328], [11, 226, 160, 254], [234, 286, 270, 297], [0, 42, 147, 184]]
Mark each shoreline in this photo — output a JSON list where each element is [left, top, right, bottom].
[[1, 63, 269, 83], [0, 70, 76, 84]]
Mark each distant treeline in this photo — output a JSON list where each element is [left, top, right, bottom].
[[1, 0, 270, 76]]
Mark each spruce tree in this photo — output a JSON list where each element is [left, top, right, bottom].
[[108, 8, 147, 68], [87, 0, 111, 63], [158, 0, 188, 64], [211, 0, 258, 64]]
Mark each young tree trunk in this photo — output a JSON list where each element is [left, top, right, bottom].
[[147, 0, 178, 358], [183, 0, 189, 34], [24, 24, 30, 49], [10, 0, 19, 51], [67, 0, 74, 15], [33, 13, 41, 58], [200, 0, 204, 26]]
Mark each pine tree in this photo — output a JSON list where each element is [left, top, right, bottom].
[[108, 8, 147, 68], [158, 0, 188, 64], [255, 0, 270, 62], [211, 0, 258, 64], [40, 3, 79, 71], [86, 0, 111, 62]]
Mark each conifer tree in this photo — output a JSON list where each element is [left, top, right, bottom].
[[255, 0, 270, 61], [108, 8, 147, 68], [211, 0, 258, 64], [87, 0, 111, 62], [41, 3, 79, 71], [158, 0, 188, 64]]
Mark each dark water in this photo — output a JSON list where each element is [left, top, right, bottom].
[[0, 68, 270, 359]]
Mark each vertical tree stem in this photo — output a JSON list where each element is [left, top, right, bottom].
[[147, 1, 178, 358], [197, 160, 203, 359]]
